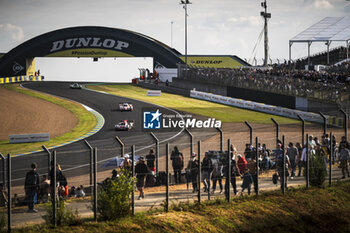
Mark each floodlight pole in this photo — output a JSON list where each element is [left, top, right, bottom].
[[260, 0, 271, 67], [347, 40, 349, 60], [326, 41, 331, 65], [180, 0, 192, 66]]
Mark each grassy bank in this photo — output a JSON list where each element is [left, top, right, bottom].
[[0, 84, 97, 155], [87, 84, 299, 124], [13, 181, 350, 233]]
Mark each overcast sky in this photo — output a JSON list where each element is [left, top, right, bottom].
[[0, 0, 349, 63]]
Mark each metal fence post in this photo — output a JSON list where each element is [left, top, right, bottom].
[[42, 145, 51, 177], [131, 145, 135, 216], [227, 139, 231, 202], [185, 129, 193, 158], [84, 140, 93, 189], [271, 118, 279, 146], [282, 136, 285, 194], [329, 132, 332, 187], [255, 137, 259, 196], [52, 151, 57, 226], [306, 134, 309, 189], [93, 147, 98, 222], [319, 112, 327, 135], [216, 128, 223, 152], [340, 109, 348, 141], [244, 121, 253, 146], [166, 143, 169, 212], [7, 154, 11, 233], [297, 114, 305, 146], [150, 132, 159, 174], [115, 136, 124, 156], [198, 141, 201, 204], [0, 153, 5, 188]]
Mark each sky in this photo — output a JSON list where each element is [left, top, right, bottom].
[[0, 0, 349, 80]]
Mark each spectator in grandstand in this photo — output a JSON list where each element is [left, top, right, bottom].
[[246, 157, 258, 194], [211, 154, 224, 194], [135, 157, 149, 200], [286, 142, 298, 179], [202, 152, 213, 192], [170, 146, 184, 184], [339, 144, 350, 179], [237, 154, 247, 174], [186, 152, 199, 193], [240, 169, 253, 195], [25, 163, 40, 213]]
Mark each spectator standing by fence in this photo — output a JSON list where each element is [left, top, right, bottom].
[[146, 149, 156, 186], [237, 155, 247, 174], [296, 142, 303, 177], [25, 163, 40, 213], [276, 151, 291, 190], [286, 142, 298, 179], [225, 148, 241, 198], [241, 169, 253, 195], [135, 157, 149, 200], [339, 144, 350, 179], [211, 154, 224, 194], [171, 146, 184, 184], [202, 152, 213, 192], [186, 152, 199, 193], [246, 156, 258, 194]]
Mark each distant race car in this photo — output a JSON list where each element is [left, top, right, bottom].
[[119, 103, 133, 111], [115, 120, 134, 131], [70, 83, 82, 89]]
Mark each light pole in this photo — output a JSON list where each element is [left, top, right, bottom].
[[180, 0, 191, 66], [171, 21, 174, 48], [260, 0, 271, 67]]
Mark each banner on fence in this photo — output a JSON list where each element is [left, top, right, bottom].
[[190, 90, 326, 124], [147, 90, 161, 96]]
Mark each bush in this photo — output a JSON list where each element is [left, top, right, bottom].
[[42, 199, 81, 226], [304, 152, 327, 187], [97, 168, 135, 220], [0, 211, 6, 231]]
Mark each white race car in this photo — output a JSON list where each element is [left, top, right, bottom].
[[119, 103, 133, 111], [70, 83, 82, 89], [115, 120, 134, 131]]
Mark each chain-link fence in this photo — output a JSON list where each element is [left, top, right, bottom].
[[0, 123, 349, 231]]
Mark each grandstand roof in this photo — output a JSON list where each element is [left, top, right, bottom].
[[290, 16, 350, 42]]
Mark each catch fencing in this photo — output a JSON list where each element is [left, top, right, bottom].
[[0, 121, 348, 231]]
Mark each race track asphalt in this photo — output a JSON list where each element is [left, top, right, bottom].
[[9, 82, 216, 187]]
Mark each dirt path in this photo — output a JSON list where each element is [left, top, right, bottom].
[[0, 86, 78, 140]]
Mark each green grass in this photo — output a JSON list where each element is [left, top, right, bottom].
[[0, 84, 97, 156], [10, 180, 350, 232], [87, 84, 299, 124]]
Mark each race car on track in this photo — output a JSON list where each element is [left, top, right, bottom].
[[70, 83, 82, 89], [115, 120, 134, 131], [119, 103, 133, 111]]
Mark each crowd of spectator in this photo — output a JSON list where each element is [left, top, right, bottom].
[[178, 62, 350, 104]]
